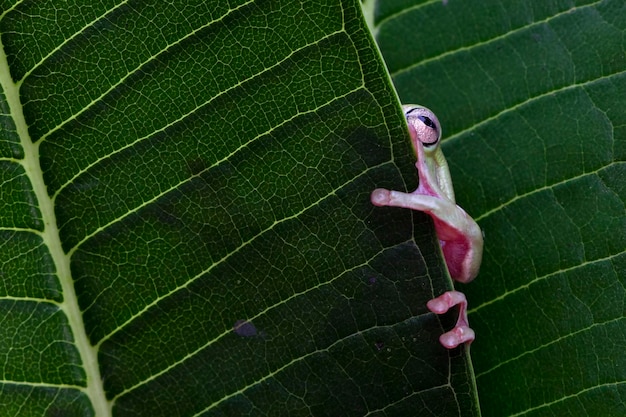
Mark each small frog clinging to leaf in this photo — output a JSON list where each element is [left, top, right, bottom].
[[371, 105, 483, 349]]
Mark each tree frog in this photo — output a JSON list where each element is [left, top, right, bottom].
[[371, 105, 483, 349]]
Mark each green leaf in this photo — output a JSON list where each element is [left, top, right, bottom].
[[374, 0, 626, 415], [0, 1, 478, 416]]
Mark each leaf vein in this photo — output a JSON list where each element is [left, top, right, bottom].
[[35, 0, 256, 144], [54, 28, 348, 200], [471, 252, 623, 315], [389, 1, 603, 78], [476, 315, 625, 380], [109, 239, 414, 402]]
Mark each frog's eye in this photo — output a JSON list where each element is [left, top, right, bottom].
[[402, 104, 442, 149], [418, 115, 436, 129], [417, 115, 439, 147]]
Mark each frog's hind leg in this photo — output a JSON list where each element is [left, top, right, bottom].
[[427, 291, 474, 349]]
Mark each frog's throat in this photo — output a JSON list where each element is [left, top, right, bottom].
[[415, 140, 441, 198], [432, 147, 456, 203]]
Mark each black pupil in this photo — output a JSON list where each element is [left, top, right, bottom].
[[418, 115, 436, 129]]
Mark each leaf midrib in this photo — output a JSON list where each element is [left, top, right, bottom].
[[0, 40, 110, 417]]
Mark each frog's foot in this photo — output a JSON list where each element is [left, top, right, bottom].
[[427, 291, 474, 349]]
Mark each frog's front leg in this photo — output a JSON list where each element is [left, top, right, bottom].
[[371, 188, 483, 284]]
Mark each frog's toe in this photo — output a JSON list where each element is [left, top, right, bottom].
[[427, 290, 474, 349], [371, 188, 392, 206], [439, 325, 475, 349]]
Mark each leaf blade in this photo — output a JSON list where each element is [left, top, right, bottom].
[[1, 0, 479, 415], [374, 0, 626, 415]]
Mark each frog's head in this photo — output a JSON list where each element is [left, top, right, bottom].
[[402, 104, 454, 202]]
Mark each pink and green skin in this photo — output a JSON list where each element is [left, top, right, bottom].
[[371, 105, 484, 349]]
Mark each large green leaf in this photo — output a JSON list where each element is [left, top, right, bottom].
[[374, 0, 626, 415], [0, 1, 479, 416]]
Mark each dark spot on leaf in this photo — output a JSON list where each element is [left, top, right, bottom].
[[233, 319, 257, 337]]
